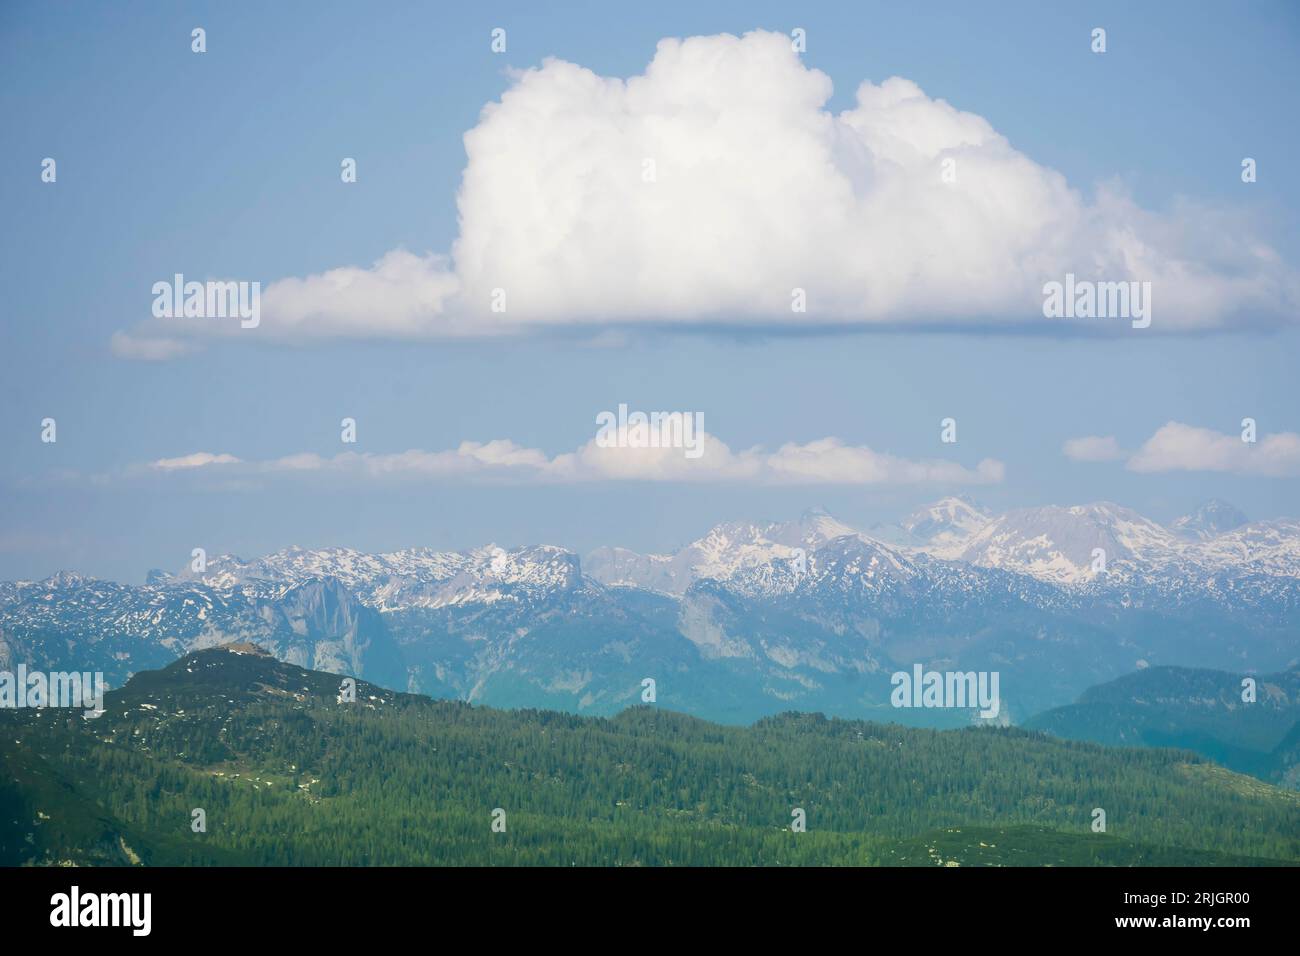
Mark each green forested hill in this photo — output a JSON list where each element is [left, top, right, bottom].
[[1025, 665, 1300, 786], [2, 645, 1297, 866]]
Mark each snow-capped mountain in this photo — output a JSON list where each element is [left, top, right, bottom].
[[899, 495, 993, 555], [170, 543, 581, 609], [1191, 518, 1300, 579], [2, 498, 1297, 725], [954, 502, 1185, 585], [588, 497, 1300, 594], [585, 507, 873, 596], [1171, 499, 1250, 540], [859, 496, 991, 555], [950, 501, 1300, 587], [0, 571, 405, 688]]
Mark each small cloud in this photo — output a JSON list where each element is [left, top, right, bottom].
[[762, 438, 1004, 485], [150, 452, 242, 471], [264, 453, 329, 472], [110, 331, 196, 361], [1062, 435, 1126, 462]]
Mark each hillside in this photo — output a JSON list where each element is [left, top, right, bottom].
[[1026, 665, 1300, 787], [2, 645, 1297, 866]]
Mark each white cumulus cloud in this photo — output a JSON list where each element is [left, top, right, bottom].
[[1126, 422, 1300, 476], [112, 30, 1297, 356]]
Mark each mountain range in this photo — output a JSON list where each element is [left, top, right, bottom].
[[2, 497, 1297, 726]]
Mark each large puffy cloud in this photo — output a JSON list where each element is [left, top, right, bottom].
[[128, 431, 1004, 487], [112, 30, 1296, 355]]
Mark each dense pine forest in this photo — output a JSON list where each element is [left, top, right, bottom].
[[2, 645, 1298, 866]]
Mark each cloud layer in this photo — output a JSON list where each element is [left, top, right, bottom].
[[140, 431, 1004, 487], [113, 30, 1297, 356]]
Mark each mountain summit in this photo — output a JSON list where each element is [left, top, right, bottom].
[[900, 496, 993, 554], [1171, 499, 1250, 540]]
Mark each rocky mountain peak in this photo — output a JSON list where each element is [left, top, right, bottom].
[[1172, 499, 1249, 540]]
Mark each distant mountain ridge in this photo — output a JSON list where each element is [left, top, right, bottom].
[[2, 498, 1298, 726], [587, 497, 1300, 590], [1026, 664, 1300, 787], [1171, 499, 1250, 540]]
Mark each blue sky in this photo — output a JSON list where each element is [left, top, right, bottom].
[[2, 1, 1299, 582]]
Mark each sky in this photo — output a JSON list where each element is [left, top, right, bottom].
[[2, 0, 1299, 582]]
